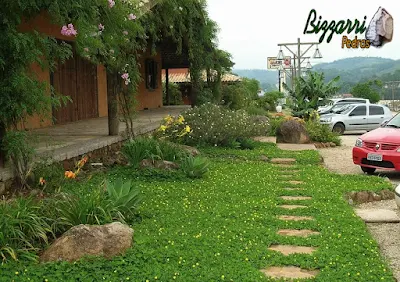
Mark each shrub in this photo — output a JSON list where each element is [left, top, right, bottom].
[[245, 105, 268, 116], [180, 156, 209, 179], [154, 114, 192, 143], [0, 198, 53, 262], [106, 178, 142, 222], [2, 131, 36, 189], [267, 115, 285, 136], [305, 120, 341, 145], [121, 137, 188, 167], [163, 82, 183, 105], [196, 88, 215, 105], [178, 103, 269, 147]]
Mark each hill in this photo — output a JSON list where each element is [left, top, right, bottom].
[[234, 57, 400, 94]]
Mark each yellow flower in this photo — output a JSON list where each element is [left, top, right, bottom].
[[164, 115, 173, 124], [39, 177, 46, 186], [177, 115, 185, 124], [159, 125, 167, 132], [185, 125, 191, 133]]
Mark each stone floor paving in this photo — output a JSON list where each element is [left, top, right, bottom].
[[270, 158, 296, 165], [261, 266, 319, 279], [355, 209, 400, 223], [280, 196, 312, 201], [287, 180, 304, 185], [283, 187, 304, 191], [278, 204, 308, 210], [277, 229, 321, 238], [278, 215, 315, 221], [268, 245, 317, 256]]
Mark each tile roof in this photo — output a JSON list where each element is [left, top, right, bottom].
[[162, 70, 242, 83]]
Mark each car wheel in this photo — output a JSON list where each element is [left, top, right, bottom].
[[332, 123, 345, 135], [361, 166, 376, 175]]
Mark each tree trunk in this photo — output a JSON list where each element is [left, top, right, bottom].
[[107, 72, 120, 136], [0, 123, 6, 167]]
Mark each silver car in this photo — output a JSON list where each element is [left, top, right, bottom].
[[319, 103, 393, 134]]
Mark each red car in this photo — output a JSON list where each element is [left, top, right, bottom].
[[353, 114, 400, 174]]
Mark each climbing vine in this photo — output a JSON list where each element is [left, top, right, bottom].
[[0, 0, 232, 163]]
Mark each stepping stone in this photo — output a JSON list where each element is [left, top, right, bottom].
[[261, 266, 319, 279], [278, 215, 315, 221], [281, 196, 312, 201], [287, 180, 304, 185], [277, 229, 320, 237], [283, 187, 304, 191], [270, 158, 296, 165], [277, 143, 317, 151], [278, 205, 308, 210], [355, 209, 400, 223], [268, 245, 317, 256]]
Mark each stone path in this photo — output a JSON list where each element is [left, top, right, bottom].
[[262, 158, 320, 280]]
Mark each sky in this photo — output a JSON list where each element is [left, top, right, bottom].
[[206, 0, 400, 69]]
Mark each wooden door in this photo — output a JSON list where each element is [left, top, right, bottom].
[[52, 48, 98, 124]]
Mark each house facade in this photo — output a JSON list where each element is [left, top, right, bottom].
[[19, 12, 163, 130]]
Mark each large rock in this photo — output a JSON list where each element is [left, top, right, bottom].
[[276, 120, 310, 144], [140, 159, 179, 170], [40, 222, 133, 263], [180, 145, 200, 156]]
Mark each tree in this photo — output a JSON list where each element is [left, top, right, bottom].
[[258, 91, 284, 111], [221, 78, 260, 110], [350, 80, 382, 103], [284, 72, 340, 119]]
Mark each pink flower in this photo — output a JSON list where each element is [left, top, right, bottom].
[[98, 23, 105, 31], [128, 13, 137, 20], [123, 30, 128, 35], [84, 47, 89, 52], [61, 23, 77, 37], [121, 73, 129, 80], [108, 0, 115, 8]]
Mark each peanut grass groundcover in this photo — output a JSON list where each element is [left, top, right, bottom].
[[1, 143, 395, 281]]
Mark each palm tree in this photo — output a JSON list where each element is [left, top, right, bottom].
[[284, 72, 340, 119]]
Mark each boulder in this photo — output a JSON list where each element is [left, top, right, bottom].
[[276, 120, 310, 144], [140, 159, 179, 170], [251, 115, 270, 124], [180, 145, 200, 156], [40, 222, 133, 263]]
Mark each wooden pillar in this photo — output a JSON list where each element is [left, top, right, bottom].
[[165, 68, 170, 105], [107, 72, 120, 136]]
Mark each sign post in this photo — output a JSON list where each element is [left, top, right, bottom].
[[267, 56, 292, 69]]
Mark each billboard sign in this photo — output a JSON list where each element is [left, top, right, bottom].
[[267, 56, 292, 69]]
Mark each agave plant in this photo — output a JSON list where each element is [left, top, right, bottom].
[[106, 178, 142, 221], [180, 156, 209, 179]]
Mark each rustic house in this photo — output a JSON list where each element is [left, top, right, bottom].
[[162, 68, 241, 105]]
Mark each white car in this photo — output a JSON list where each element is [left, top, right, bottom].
[[319, 103, 393, 134], [318, 98, 370, 113]]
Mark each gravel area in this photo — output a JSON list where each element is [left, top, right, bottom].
[[318, 134, 400, 281]]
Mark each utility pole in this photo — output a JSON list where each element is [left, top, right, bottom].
[[277, 38, 322, 81]]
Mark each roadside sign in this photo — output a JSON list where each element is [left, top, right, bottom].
[[267, 56, 292, 69]]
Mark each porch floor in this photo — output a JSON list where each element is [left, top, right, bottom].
[[0, 106, 189, 181]]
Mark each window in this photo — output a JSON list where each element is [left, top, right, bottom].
[[369, 105, 384, 115], [349, 106, 366, 116], [145, 59, 158, 90]]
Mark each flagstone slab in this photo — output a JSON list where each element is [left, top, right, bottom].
[[287, 180, 304, 185], [261, 266, 319, 279], [278, 205, 308, 210], [278, 215, 315, 221], [283, 188, 304, 191], [277, 143, 317, 151], [281, 196, 312, 201], [355, 209, 400, 223], [268, 245, 317, 256], [270, 158, 296, 165], [277, 229, 320, 237]]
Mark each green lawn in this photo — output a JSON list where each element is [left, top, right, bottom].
[[1, 143, 395, 281]]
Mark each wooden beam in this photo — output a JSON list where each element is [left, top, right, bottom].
[[165, 68, 170, 105]]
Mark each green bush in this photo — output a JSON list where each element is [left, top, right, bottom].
[[196, 88, 215, 105], [121, 137, 188, 167], [245, 105, 268, 116], [305, 120, 341, 145], [162, 82, 183, 105], [0, 198, 53, 262], [180, 155, 209, 179], [257, 91, 284, 111], [179, 103, 269, 147], [267, 115, 285, 136], [106, 178, 142, 222]]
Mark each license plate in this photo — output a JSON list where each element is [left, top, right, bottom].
[[367, 154, 383, 161]]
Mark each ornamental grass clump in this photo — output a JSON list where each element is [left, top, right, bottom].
[[177, 103, 269, 147]]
